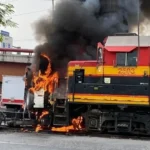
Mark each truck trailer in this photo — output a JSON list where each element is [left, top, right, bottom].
[[1, 75, 25, 109]]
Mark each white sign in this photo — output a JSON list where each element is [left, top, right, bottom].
[[104, 77, 111, 84], [34, 88, 45, 108]]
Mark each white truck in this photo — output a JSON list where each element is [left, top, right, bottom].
[[1, 75, 25, 109]]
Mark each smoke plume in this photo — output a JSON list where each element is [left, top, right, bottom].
[[32, 0, 150, 78]]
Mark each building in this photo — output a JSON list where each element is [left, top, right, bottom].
[[0, 30, 13, 48]]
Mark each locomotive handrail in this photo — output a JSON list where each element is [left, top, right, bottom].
[[76, 83, 148, 87]]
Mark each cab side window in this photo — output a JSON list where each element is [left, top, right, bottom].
[[116, 50, 137, 66], [127, 50, 137, 66], [116, 53, 126, 66]]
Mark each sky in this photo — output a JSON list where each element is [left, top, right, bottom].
[[1, 0, 58, 49]]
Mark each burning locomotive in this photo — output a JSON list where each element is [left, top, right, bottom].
[[0, 0, 150, 135], [11, 34, 148, 135]]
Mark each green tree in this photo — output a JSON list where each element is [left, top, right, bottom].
[[0, 3, 17, 41]]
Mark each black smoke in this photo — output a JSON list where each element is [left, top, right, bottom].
[[141, 0, 150, 18], [32, 0, 149, 78]]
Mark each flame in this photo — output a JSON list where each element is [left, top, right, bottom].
[[40, 53, 52, 76], [24, 53, 84, 133], [29, 53, 59, 94], [35, 124, 43, 132], [40, 53, 51, 62], [35, 110, 49, 132], [51, 116, 84, 133], [39, 110, 49, 120], [35, 112, 84, 133]]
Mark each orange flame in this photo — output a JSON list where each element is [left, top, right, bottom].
[[39, 110, 49, 120], [40, 53, 52, 76], [35, 110, 49, 132], [35, 115, 84, 133], [51, 116, 84, 133], [40, 53, 51, 62], [35, 124, 43, 132], [24, 53, 85, 133], [29, 53, 59, 94]]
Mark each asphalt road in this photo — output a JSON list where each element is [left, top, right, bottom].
[[0, 131, 150, 150]]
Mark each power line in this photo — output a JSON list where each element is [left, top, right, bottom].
[[9, 0, 18, 2], [14, 39, 35, 41], [52, 0, 54, 11], [4, 0, 58, 3], [12, 9, 50, 17], [5, 0, 58, 17], [1, 0, 18, 3]]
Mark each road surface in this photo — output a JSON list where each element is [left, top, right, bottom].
[[0, 131, 149, 150]]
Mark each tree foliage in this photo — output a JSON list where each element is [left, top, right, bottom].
[[0, 3, 17, 27], [0, 3, 17, 41]]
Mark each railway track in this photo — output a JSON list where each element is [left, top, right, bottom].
[[0, 109, 150, 141], [1, 125, 150, 141]]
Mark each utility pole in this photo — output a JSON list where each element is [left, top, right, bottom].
[[137, 1, 140, 60], [52, 0, 54, 12]]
